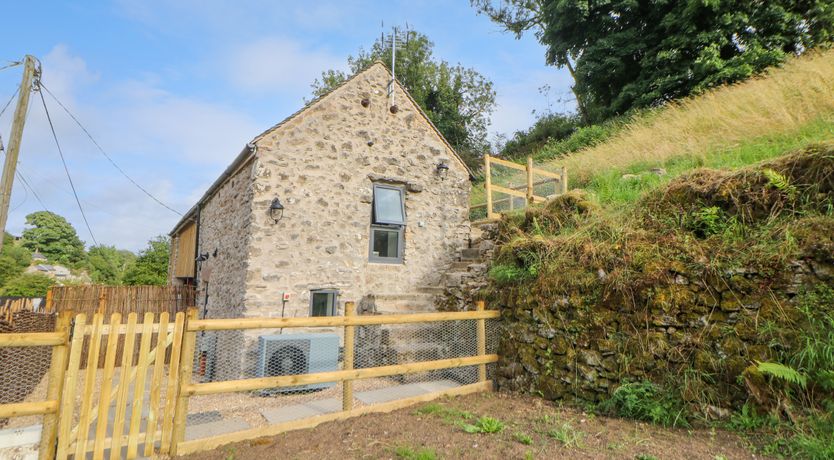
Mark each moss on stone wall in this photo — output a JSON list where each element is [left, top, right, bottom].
[[492, 144, 834, 414]]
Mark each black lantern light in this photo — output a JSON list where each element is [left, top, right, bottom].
[[269, 197, 285, 223], [435, 160, 450, 179]]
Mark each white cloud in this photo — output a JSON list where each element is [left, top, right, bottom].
[[3, 45, 263, 250], [224, 37, 345, 94]]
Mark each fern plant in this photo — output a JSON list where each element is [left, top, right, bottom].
[[762, 168, 797, 198], [756, 361, 808, 388]]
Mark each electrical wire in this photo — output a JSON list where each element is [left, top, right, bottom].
[[37, 88, 98, 245], [0, 61, 21, 73], [39, 83, 183, 216], [0, 87, 19, 119], [10, 174, 28, 212], [15, 169, 49, 212]]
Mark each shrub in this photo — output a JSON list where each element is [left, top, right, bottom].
[[0, 273, 55, 297], [599, 381, 688, 427]]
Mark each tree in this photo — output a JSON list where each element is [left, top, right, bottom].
[[88, 245, 136, 285], [122, 236, 169, 286], [500, 112, 579, 160], [311, 30, 496, 169], [20, 211, 86, 266], [0, 273, 55, 297], [472, 0, 834, 121]]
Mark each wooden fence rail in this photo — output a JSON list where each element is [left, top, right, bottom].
[[473, 154, 568, 220]]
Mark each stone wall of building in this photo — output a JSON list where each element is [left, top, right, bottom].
[[194, 159, 255, 319], [242, 63, 471, 319]]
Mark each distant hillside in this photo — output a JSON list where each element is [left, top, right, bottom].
[[474, 49, 834, 210]]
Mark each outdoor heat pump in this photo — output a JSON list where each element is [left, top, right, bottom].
[[256, 333, 339, 393]]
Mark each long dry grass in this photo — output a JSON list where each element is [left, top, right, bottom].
[[546, 49, 834, 184]]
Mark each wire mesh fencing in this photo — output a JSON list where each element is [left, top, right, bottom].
[[179, 308, 499, 453]]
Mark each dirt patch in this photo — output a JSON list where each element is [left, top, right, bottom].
[[179, 392, 765, 460]]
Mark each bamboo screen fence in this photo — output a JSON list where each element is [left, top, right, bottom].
[[50, 285, 195, 317]]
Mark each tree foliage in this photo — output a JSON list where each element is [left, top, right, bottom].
[[123, 236, 170, 286], [0, 273, 55, 297], [472, 0, 834, 121], [500, 112, 580, 160], [88, 245, 136, 285], [311, 30, 496, 169], [20, 211, 86, 266]]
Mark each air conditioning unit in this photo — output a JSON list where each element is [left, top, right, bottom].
[[256, 333, 339, 393]]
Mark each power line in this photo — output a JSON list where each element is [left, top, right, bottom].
[[36, 87, 98, 245], [0, 87, 19, 119], [0, 61, 22, 73], [39, 83, 183, 216], [15, 169, 49, 212]]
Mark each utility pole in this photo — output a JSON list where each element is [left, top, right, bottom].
[[0, 55, 37, 253]]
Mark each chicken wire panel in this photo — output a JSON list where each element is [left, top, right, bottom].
[[0, 345, 53, 430], [184, 319, 498, 435], [187, 327, 345, 429]]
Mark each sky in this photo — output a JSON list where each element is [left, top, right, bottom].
[[0, 0, 575, 251]]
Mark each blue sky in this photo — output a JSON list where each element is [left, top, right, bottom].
[[0, 0, 574, 251]]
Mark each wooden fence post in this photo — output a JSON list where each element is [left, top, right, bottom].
[[476, 300, 487, 382], [45, 289, 54, 313], [170, 308, 198, 456], [97, 291, 106, 315], [343, 301, 356, 412], [38, 310, 72, 459], [560, 166, 568, 194], [526, 156, 534, 205], [484, 155, 494, 219]]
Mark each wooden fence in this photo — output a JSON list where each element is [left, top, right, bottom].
[[0, 303, 498, 459], [471, 154, 568, 220]]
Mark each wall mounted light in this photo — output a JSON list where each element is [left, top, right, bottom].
[[435, 160, 449, 179], [269, 197, 285, 223]]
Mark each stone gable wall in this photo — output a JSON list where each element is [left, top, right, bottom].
[[243, 63, 471, 318]]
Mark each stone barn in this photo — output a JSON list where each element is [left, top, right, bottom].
[[168, 62, 473, 324]]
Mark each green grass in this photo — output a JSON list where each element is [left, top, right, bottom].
[[513, 431, 534, 445], [583, 116, 834, 208], [394, 446, 438, 460], [546, 422, 584, 448], [414, 402, 474, 424]]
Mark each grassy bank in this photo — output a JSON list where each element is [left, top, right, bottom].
[[472, 49, 834, 212]]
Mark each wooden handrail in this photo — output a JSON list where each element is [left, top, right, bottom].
[[187, 310, 500, 331], [183, 354, 499, 396], [478, 154, 567, 218]]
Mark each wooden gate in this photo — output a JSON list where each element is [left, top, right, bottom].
[[55, 311, 186, 459]]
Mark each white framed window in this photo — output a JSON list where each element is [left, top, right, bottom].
[[369, 184, 406, 264], [310, 290, 338, 317]]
